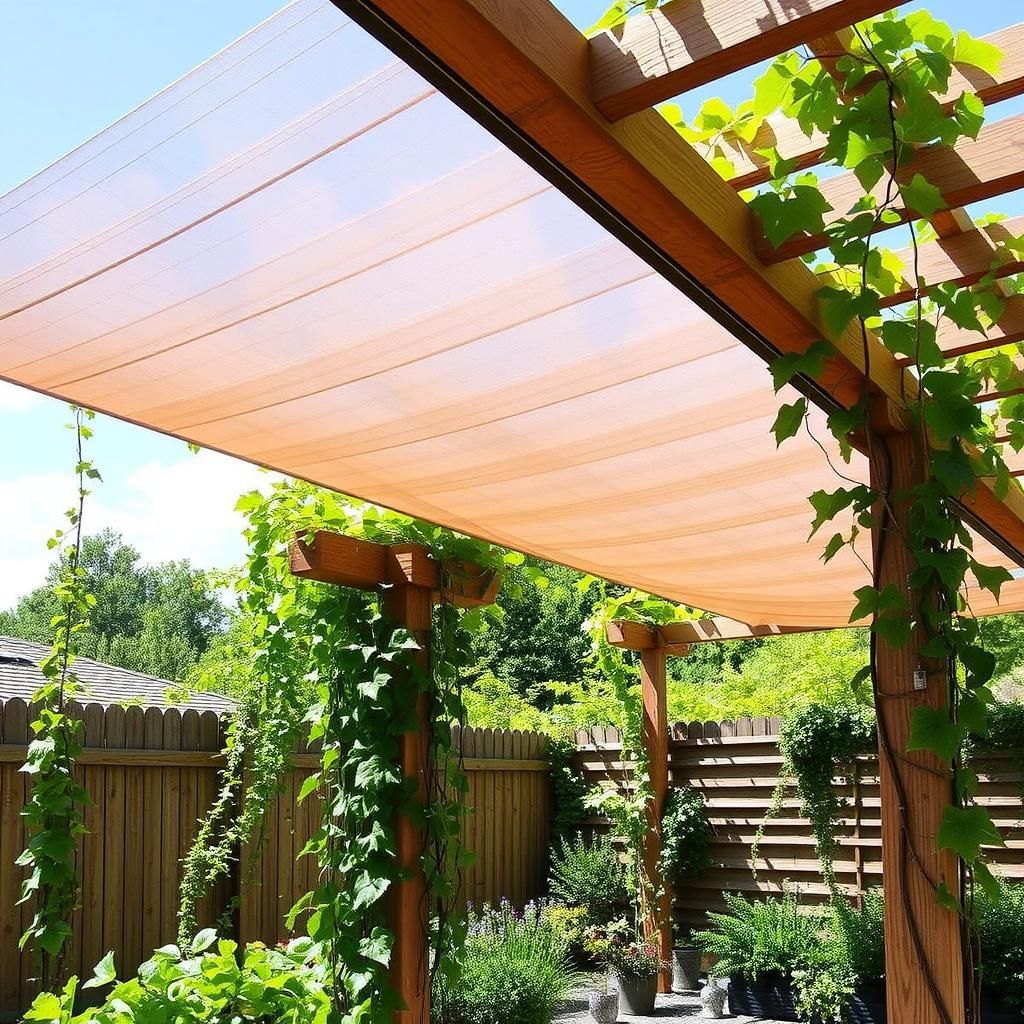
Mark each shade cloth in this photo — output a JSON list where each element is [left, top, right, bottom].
[[1, 0, 1022, 626]]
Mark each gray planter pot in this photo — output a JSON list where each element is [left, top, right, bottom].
[[588, 990, 620, 1024], [615, 973, 658, 1016], [672, 946, 701, 992]]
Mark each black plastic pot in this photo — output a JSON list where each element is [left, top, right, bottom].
[[840, 983, 1021, 1024], [981, 990, 1024, 1024], [727, 973, 800, 1022], [846, 983, 886, 1024]]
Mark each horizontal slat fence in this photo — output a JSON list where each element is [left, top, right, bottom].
[[573, 718, 1024, 929], [0, 699, 550, 1017]]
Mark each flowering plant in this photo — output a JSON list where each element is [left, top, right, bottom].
[[604, 939, 666, 980]]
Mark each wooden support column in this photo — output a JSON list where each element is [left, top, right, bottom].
[[291, 531, 499, 1024], [870, 431, 965, 1024], [383, 583, 432, 1024], [639, 643, 673, 993]]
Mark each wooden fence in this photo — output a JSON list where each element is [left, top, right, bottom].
[[573, 718, 1024, 929], [0, 699, 550, 1017]]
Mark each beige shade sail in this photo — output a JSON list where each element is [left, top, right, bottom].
[[1, 0, 1022, 627]]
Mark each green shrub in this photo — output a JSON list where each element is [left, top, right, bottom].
[[694, 890, 826, 981], [831, 889, 885, 984], [23, 934, 329, 1024], [975, 879, 1024, 1010], [659, 785, 714, 882], [540, 903, 589, 961], [548, 835, 628, 925], [437, 901, 578, 1024]]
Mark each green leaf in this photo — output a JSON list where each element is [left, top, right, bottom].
[[297, 774, 320, 802], [952, 92, 985, 140], [970, 559, 1012, 601], [191, 927, 217, 952], [953, 31, 1003, 77], [769, 339, 835, 392], [900, 173, 945, 217], [817, 286, 880, 338], [82, 950, 117, 989], [937, 804, 1004, 862], [907, 705, 965, 764], [750, 186, 831, 249], [821, 532, 845, 564], [771, 398, 807, 446], [935, 881, 962, 915]]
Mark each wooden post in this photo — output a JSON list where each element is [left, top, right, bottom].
[[290, 531, 499, 1024], [870, 430, 965, 1024], [639, 644, 673, 993], [383, 583, 433, 1024]]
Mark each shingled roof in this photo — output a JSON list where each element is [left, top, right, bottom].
[[0, 635, 234, 713]]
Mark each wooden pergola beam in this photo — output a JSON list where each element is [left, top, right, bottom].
[[589, 0, 899, 121], [918, 293, 1024, 364], [606, 617, 832, 653], [880, 215, 1024, 309], [290, 530, 499, 607], [758, 112, 1024, 262], [705, 23, 1024, 191]]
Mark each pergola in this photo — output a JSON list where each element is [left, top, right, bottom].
[[3, 1, 1024, 1021]]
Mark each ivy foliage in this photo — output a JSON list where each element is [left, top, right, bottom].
[[176, 479, 504, 1022], [657, 785, 714, 883], [18, 407, 98, 985], [756, 703, 876, 889], [655, 4, 1022, 970]]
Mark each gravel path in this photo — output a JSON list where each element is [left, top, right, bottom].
[[553, 984, 791, 1023]]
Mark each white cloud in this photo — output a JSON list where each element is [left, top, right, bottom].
[[0, 450, 278, 609], [0, 380, 45, 412]]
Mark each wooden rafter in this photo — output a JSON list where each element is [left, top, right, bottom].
[[589, 0, 899, 121], [290, 530, 500, 607], [879, 215, 1024, 308], [606, 618, 832, 654], [337, 0, 1024, 564], [758, 111, 1024, 263], [701, 23, 1024, 191], [920, 294, 1024, 363]]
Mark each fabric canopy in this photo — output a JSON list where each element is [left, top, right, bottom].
[[2, 0, 1022, 626]]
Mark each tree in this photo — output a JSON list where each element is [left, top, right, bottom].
[[0, 530, 226, 681], [468, 558, 596, 696]]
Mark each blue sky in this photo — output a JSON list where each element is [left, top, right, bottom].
[[1, 0, 1021, 608]]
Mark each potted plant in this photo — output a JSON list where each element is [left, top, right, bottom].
[[604, 937, 666, 1016], [671, 922, 702, 992], [694, 890, 824, 1022]]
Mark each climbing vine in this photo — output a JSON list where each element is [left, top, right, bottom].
[[657, 10, 1016, 1023], [754, 703, 876, 888], [18, 407, 99, 987], [583, 586, 694, 919], [177, 480, 503, 1022], [587, 4, 1024, 1019]]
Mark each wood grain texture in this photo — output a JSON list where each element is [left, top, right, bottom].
[[590, 0, 897, 120], [382, 583, 432, 1024], [870, 431, 965, 1024], [759, 112, 1024, 262], [881, 215, 1024, 308], [639, 647, 672, 993], [703, 23, 1024, 190], [290, 532, 499, 607]]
